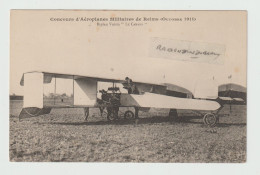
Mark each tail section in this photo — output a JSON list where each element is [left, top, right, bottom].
[[19, 72, 49, 120], [19, 107, 52, 120]]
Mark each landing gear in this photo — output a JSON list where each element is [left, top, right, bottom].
[[203, 113, 218, 127], [99, 107, 105, 117], [107, 107, 119, 121], [134, 107, 139, 119], [169, 109, 178, 121], [134, 107, 140, 125], [124, 110, 135, 120], [84, 107, 89, 121]]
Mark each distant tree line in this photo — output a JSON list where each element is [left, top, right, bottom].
[[44, 93, 73, 99], [10, 93, 23, 100]]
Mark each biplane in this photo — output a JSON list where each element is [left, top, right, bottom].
[[19, 71, 223, 127]]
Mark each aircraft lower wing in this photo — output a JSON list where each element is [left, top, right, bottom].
[[120, 93, 221, 111]]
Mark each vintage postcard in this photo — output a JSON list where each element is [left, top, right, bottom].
[[10, 10, 247, 162]]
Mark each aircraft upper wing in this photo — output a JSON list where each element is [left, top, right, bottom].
[[20, 71, 166, 88], [20, 71, 195, 98]]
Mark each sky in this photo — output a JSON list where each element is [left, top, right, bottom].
[[10, 10, 247, 96]]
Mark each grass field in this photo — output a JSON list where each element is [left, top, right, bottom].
[[9, 100, 246, 162]]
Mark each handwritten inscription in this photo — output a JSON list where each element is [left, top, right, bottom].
[[156, 45, 221, 59], [149, 38, 225, 64]]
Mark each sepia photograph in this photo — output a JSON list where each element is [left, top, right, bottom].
[[9, 10, 247, 163]]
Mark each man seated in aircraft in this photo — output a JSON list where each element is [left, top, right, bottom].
[[124, 77, 139, 94], [125, 76, 133, 84]]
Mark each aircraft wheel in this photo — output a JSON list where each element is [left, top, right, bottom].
[[107, 108, 118, 121], [107, 114, 116, 121], [203, 113, 217, 127], [124, 110, 135, 120]]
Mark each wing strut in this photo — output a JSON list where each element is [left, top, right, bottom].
[[54, 75, 56, 105]]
